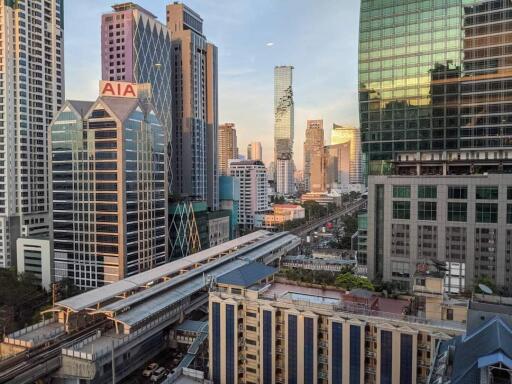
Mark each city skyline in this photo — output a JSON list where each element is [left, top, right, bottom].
[[64, 0, 360, 169]]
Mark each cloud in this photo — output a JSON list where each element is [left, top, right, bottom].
[[266, 42, 274, 47]]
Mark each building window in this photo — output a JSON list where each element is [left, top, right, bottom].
[[392, 261, 410, 278], [393, 201, 410, 220], [393, 185, 410, 198], [446, 309, 454, 321], [448, 202, 467, 222], [350, 325, 361, 384], [507, 187, 512, 200], [288, 315, 297, 384], [263, 311, 272, 384], [212, 303, 221, 384], [476, 186, 498, 200], [304, 317, 314, 384], [476, 203, 498, 223], [418, 185, 437, 199], [448, 186, 467, 199], [332, 322, 343, 383], [418, 201, 437, 221], [226, 305, 235, 384], [381, 330, 393, 384], [400, 334, 413, 384]]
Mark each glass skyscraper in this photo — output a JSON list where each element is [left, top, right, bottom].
[[361, 0, 512, 292], [274, 66, 295, 195]]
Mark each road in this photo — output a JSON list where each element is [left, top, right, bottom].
[[291, 199, 367, 237]]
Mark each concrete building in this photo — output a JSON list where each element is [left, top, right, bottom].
[[274, 66, 295, 195], [218, 123, 238, 176], [367, 173, 512, 293], [50, 83, 167, 289], [276, 159, 295, 196], [167, 3, 218, 210], [330, 124, 362, 185], [208, 210, 231, 247], [247, 141, 262, 161], [360, 0, 512, 293], [301, 190, 342, 207], [304, 120, 325, 192], [0, 0, 64, 268], [254, 204, 305, 230], [228, 160, 269, 230], [16, 237, 52, 290], [209, 266, 465, 384]]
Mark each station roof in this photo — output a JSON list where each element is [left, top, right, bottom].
[[217, 262, 277, 288], [55, 231, 270, 312]]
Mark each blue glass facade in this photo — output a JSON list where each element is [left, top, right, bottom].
[[380, 330, 393, 384], [331, 322, 343, 383], [350, 325, 361, 384], [263, 310, 273, 384], [288, 315, 297, 384], [212, 302, 221, 383], [226, 304, 235, 384], [304, 317, 314, 384], [400, 334, 413, 384]]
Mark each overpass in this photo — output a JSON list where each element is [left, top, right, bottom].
[[291, 198, 367, 237], [0, 230, 300, 384]]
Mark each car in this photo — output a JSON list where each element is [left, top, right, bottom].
[[142, 363, 159, 377], [150, 367, 167, 382]]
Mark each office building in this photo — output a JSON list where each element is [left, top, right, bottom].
[[101, 2, 172, 183], [331, 124, 362, 185], [274, 66, 295, 195], [50, 82, 167, 288], [218, 123, 238, 176], [304, 120, 325, 192], [209, 265, 465, 384], [207, 210, 231, 247], [167, 3, 218, 210], [360, 0, 512, 292], [0, 0, 64, 268], [247, 141, 262, 161], [16, 237, 52, 290], [219, 175, 240, 239], [228, 160, 269, 230], [168, 200, 202, 260]]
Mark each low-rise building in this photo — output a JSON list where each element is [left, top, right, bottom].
[[254, 204, 305, 230], [301, 190, 342, 207], [16, 237, 52, 290], [209, 265, 465, 384]]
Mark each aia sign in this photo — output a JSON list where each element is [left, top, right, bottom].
[[99, 80, 138, 98]]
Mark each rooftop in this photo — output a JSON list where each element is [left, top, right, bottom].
[[217, 262, 277, 288]]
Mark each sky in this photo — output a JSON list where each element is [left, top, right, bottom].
[[64, 0, 360, 169]]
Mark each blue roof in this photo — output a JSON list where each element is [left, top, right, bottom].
[[217, 262, 277, 288], [452, 316, 512, 383]]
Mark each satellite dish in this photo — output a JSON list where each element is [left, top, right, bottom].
[[478, 283, 493, 295]]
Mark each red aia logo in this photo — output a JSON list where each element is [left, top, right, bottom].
[[100, 81, 137, 98]]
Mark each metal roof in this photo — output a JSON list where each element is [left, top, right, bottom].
[[217, 262, 277, 288], [175, 320, 207, 333], [55, 231, 270, 312]]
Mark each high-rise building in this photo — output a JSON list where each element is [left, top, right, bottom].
[[0, 0, 64, 267], [360, 0, 512, 292], [247, 141, 262, 161], [331, 124, 362, 185], [274, 66, 294, 195], [101, 2, 172, 185], [303, 120, 325, 192], [209, 267, 465, 384], [167, 3, 218, 210], [228, 160, 269, 230], [218, 123, 238, 176], [50, 82, 167, 288]]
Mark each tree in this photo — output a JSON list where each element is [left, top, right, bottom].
[[335, 272, 374, 291]]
